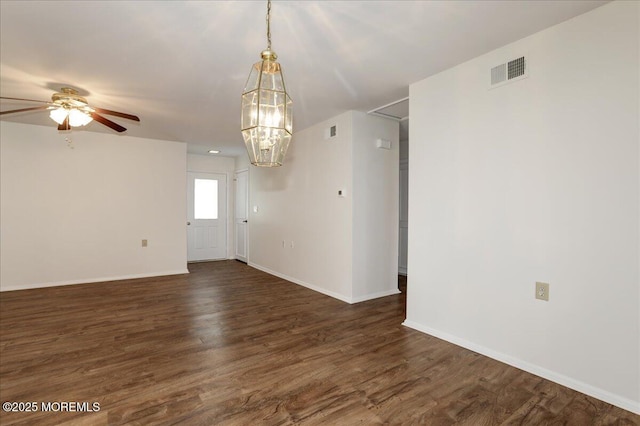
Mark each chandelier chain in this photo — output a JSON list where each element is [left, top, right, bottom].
[[266, 0, 272, 50]]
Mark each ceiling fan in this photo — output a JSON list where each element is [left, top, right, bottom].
[[0, 87, 140, 133]]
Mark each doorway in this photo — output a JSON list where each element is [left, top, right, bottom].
[[368, 98, 408, 280], [187, 172, 227, 261], [398, 119, 409, 300]]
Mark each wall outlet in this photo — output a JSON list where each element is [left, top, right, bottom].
[[535, 282, 549, 301], [142, 239, 148, 247]]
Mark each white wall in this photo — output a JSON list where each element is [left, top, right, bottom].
[[352, 111, 400, 301], [234, 153, 251, 171], [399, 137, 409, 162], [249, 111, 399, 303], [249, 111, 354, 301], [187, 154, 236, 259], [399, 137, 409, 275], [1, 122, 188, 291], [406, 1, 639, 413]]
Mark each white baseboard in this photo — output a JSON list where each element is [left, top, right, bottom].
[[248, 262, 353, 303], [402, 320, 640, 415], [248, 263, 401, 304], [0, 269, 190, 292], [351, 288, 401, 303]]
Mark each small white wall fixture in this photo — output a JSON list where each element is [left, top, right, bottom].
[[375, 138, 392, 150]]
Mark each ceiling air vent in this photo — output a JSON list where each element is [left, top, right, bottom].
[[490, 55, 528, 89], [324, 125, 337, 140]]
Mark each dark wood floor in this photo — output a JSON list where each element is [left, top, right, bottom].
[[0, 261, 637, 425]]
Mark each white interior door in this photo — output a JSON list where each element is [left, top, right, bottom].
[[187, 172, 227, 262], [234, 169, 248, 263]]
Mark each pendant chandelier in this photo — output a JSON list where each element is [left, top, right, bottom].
[[241, 0, 292, 167]]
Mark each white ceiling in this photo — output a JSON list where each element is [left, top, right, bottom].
[[0, 0, 608, 157]]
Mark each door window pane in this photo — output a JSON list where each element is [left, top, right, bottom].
[[194, 179, 218, 219]]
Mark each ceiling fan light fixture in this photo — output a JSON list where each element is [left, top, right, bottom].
[[49, 107, 93, 127], [68, 108, 93, 127], [49, 104, 93, 127], [241, 0, 292, 167], [2, 87, 138, 133], [49, 107, 68, 125]]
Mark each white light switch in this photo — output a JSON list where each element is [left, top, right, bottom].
[[253, 206, 259, 213]]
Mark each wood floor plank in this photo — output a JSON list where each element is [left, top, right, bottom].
[[0, 261, 637, 425]]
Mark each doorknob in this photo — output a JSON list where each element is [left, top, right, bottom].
[[243, 220, 248, 223], [187, 221, 191, 225]]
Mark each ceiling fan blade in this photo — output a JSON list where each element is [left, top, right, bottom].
[[58, 116, 70, 131], [0, 105, 51, 115], [90, 112, 127, 133], [93, 107, 140, 122], [0, 96, 50, 104]]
